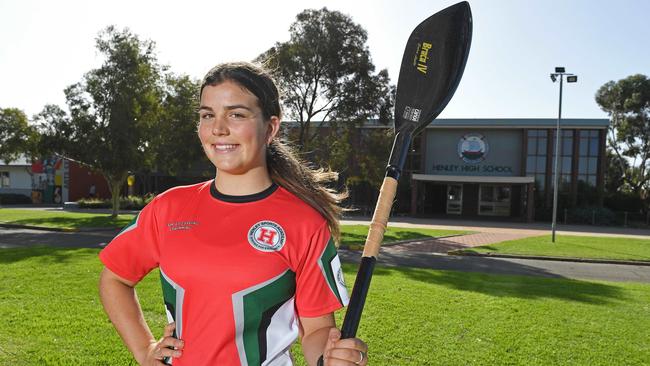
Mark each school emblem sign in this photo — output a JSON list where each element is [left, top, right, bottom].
[[458, 133, 489, 164], [248, 221, 286, 252]]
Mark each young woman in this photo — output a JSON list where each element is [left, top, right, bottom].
[[99, 62, 368, 366]]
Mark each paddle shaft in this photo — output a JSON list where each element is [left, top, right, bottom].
[[341, 132, 411, 339]]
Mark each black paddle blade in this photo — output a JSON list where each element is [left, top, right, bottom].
[[394, 1, 472, 136]]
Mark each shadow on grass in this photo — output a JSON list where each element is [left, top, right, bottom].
[[384, 231, 440, 242], [7, 216, 130, 229], [0, 246, 98, 264], [374, 265, 623, 305], [340, 233, 369, 245], [469, 245, 497, 251], [340, 254, 627, 305], [0, 229, 117, 263]]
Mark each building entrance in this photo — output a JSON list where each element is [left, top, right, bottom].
[[446, 184, 463, 214]]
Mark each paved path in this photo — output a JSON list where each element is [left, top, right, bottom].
[[387, 232, 532, 252], [1, 227, 649, 283], [341, 217, 650, 240], [338, 219, 650, 282]]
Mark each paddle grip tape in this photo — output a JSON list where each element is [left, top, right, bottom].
[[341, 256, 377, 339], [363, 176, 398, 258]]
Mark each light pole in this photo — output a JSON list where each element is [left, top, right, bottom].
[[549, 67, 577, 242]]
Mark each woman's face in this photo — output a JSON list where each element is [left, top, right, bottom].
[[198, 81, 279, 176]]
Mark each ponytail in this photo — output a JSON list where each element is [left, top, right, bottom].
[[267, 140, 348, 244]]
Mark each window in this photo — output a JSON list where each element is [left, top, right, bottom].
[[577, 130, 599, 187], [526, 130, 547, 193], [550, 129, 573, 192], [405, 134, 423, 173], [0, 172, 9, 187]]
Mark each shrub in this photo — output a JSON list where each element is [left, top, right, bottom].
[[77, 194, 156, 210], [76, 198, 111, 209], [604, 191, 645, 212], [568, 206, 619, 225]]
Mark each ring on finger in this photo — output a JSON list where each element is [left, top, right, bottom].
[[354, 350, 365, 365]]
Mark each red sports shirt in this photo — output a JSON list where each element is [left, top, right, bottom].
[[99, 181, 349, 365]]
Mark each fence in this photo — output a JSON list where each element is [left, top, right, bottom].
[[560, 208, 650, 229]]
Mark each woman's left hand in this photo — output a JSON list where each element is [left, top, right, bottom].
[[322, 328, 368, 365]]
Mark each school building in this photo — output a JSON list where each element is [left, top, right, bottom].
[[402, 118, 609, 221]]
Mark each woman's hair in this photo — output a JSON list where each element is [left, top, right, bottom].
[[200, 62, 348, 243]]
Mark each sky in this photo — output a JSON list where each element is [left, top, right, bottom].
[[1, 0, 648, 122]]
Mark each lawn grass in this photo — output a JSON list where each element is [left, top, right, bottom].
[[340, 224, 466, 246], [0, 209, 465, 244], [1, 246, 649, 365], [462, 235, 650, 262], [0, 209, 134, 230]]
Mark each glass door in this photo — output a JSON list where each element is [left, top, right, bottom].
[[479, 185, 511, 216], [446, 184, 463, 215]]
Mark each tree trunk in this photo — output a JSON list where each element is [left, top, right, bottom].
[[105, 173, 126, 218], [111, 180, 121, 218]]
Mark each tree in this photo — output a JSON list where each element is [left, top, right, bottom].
[[256, 8, 394, 153], [37, 26, 163, 217], [604, 150, 627, 194], [0, 107, 39, 164], [595, 74, 650, 200], [152, 74, 203, 176]]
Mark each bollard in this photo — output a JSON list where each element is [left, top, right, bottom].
[[647, 211, 649, 226], [624, 211, 628, 227], [564, 208, 568, 225]]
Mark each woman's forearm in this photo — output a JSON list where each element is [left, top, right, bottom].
[[99, 268, 155, 364], [301, 327, 331, 366]]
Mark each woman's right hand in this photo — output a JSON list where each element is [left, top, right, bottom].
[[141, 322, 184, 365]]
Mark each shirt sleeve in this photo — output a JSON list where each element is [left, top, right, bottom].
[[294, 221, 350, 318], [98, 198, 162, 283]]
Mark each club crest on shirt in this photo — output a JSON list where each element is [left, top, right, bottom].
[[336, 266, 346, 288], [248, 221, 286, 252]]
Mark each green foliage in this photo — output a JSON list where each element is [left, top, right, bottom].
[[77, 194, 155, 210], [152, 74, 203, 175], [330, 125, 393, 190], [567, 206, 618, 226], [36, 26, 165, 217], [2, 247, 650, 365], [604, 149, 628, 195], [0, 107, 39, 164], [604, 190, 644, 213], [596, 74, 650, 203], [256, 7, 394, 153]]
